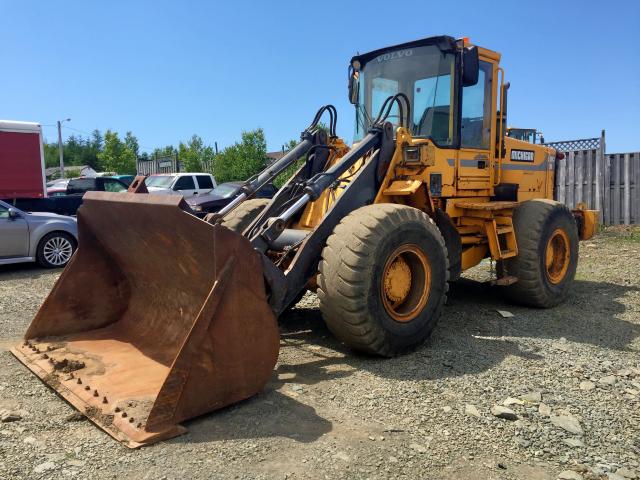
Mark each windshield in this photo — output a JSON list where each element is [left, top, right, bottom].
[[212, 183, 240, 198], [145, 175, 175, 188], [354, 45, 455, 145]]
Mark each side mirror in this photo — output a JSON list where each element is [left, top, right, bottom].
[[462, 46, 479, 87], [7, 208, 20, 219], [348, 65, 359, 105]]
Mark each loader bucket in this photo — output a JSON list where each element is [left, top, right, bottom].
[[11, 192, 279, 448]]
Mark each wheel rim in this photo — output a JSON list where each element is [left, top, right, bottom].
[[545, 228, 570, 284], [381, 244, 431, 323], [43, 236, 73, 266]]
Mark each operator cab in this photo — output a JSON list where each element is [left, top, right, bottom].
[[349, 35, 496, 151]]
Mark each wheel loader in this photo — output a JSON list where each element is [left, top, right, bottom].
[[12, 35, 598, 447]]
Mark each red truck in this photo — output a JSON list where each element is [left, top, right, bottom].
[[0, 120, 127, 215], [0, 120, 47, 199]]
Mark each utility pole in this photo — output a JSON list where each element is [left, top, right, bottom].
[[57, 118, 71, 178]]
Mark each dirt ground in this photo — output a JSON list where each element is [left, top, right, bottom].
[[0, 227, 639, 480]]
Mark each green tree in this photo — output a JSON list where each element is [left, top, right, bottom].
[[97, 130, 137, 174], [178, 134, 215, 172], [214, 128, 268, 183], [124, 131, 139, 158], [150, 145, 177, 159]]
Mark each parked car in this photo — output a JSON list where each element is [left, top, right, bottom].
[[0, 199, 78, 268], [66, 177, 128, 194], [11, 176, 129, 216], [109, 175, 135, 186], [145, 173, 216, 198], [187, 181, 277, 217]]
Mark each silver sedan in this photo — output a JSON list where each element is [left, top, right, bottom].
[[0, 199, 78, 268]]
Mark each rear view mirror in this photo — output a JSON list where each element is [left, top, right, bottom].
[[462, 46, 479, 87], [348, 65, 359, 104], [8, 207, 19, 219]]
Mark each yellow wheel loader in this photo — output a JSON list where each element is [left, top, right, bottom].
[[12, 36, 598, 447]]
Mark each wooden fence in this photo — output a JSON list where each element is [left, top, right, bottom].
[[137, 154, 180, 175], [545, 131, 640, 225]]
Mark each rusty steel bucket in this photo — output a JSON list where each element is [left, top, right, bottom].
[[11, 192, 280, 448]]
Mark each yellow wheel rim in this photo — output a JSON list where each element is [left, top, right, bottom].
[[381, 244, 431, 323], [545, 228, 570, 284]]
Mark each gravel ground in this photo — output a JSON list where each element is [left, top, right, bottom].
[[0, 227, 639, 480]]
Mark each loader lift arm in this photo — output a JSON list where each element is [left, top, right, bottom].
[[208, 105, 339, 223], [245, 95, 407, 314]]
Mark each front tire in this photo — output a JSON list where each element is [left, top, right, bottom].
[[317, 204, 449, 357], [36, 232, 76, 268], [500, 199, 578, 308]]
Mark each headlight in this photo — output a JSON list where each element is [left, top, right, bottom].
[[191, 205, 202, 212]]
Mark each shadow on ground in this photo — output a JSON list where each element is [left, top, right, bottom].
[[0, 263, 52, 280], [274, 277, 640, 385]]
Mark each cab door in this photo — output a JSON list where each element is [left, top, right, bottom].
[[0, 205, 29, 258], [173, 175, 198, 197], [456, 60, 494, 193]]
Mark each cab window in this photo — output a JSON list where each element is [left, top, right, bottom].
[[196, 175, 214, 190], [413, 74, 452, 143], [174, 176, 195, 190], [461, 61, 493, 149], [103, 179, 127, 192]]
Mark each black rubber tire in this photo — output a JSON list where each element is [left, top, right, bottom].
[[36, 231, 77, 268], [500, 199, 579, 308], [220, 198, 270, 234], [317, 204, 449, 357]]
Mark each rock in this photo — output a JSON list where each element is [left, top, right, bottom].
[[409, 443, 428, 453], [388, 456, 398, 463], [65, 412, 86, 422], [558, 471, 583, 480], [616, 369, 632, 377], [539, 402, 552, 416], [465, 404, 481, 418], [46, 453, 67, 462], [442, 406, 452, 413], [579, 381, 596, 391], [67, 459, 86, 467], [616, 469, 637, 479], [551, 415, 583, 435], [23, 436, 37, 444], [290, 384, 304, 393], [503, 397, 525, 406], [520, 391, 542, 403], [608, 474, 626, 480], [332, 451, 350, 462], [598, 375, 617, 386], [491, 406, 518, 420], [497, 310, 514, 318], [0, 410, 22, 422], [563, 437, 585, 448], [34, 461, 57, 473], [625, 389, 639, 396]]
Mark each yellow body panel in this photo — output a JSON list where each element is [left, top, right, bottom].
[[297, 40, 597, 276]]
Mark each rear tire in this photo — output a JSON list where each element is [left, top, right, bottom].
[[36, 232, 77, 268], [317, 204, 449, 357], [221, 198, 270, 234], [500, 199, 578, 308]]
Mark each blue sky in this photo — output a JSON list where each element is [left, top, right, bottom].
[[1, 0, 638, 153]]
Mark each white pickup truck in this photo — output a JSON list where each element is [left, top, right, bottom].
[[144, 173, 217, 198]]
